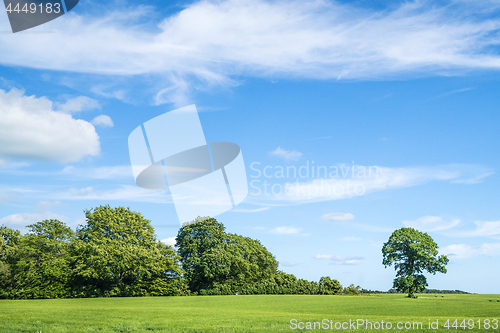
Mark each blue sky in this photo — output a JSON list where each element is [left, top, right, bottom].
[[1, 0, 500, 293]]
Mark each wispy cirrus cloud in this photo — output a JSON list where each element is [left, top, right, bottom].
[[403, 216, 461, 232], [55, 96, 100, 114], [269, 147, 303, 161], [263, 164, 493, 205], [2, 1, 500, 104], [60, 165, 132, 180], [315, 254, 364, 265], [440, 243, 500, 259], [270, 226, 301, 234], [0, 212, 68, 228], [58, 185, 172, 204], [321, 212, 355, 221], [452, 221, 500, 238]]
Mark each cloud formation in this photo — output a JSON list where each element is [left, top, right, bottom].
[[315, 254, 363, 265], [267, 164, 492, 205], [440, 243, 500, 259], [0, 212, 68, 229], [269, 147, 303, 161], [91, 115, 114, 127], [161, 237, 177, 247], [0, 88, 100, 163], [270, 226, 301, 234], [403, 216, 460, 232], [55, 96, 100, 114], [2, 0, 500, 103], [321, 212, 355, 221], [453, 221, 500, 238]]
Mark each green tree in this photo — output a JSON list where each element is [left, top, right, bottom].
[[73, 206, 185, 297], [319, 276, 343, 295], [382, 227, 449, 298], [13, 220, 74, 298], [176, 217, 278, 292], [0, 226, 21, 298]]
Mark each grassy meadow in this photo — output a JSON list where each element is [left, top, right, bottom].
[[0, 294, 499, 332]]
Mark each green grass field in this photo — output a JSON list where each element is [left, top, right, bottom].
[[0, 294, 499, 332]]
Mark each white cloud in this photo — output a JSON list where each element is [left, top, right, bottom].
[[454, 221, 500, 237], [56, 96, 100, 114], [270, 226, 301, 234], [266, 164, 493, 205], [60, 185, 171, 204], [0, 88, 100, 163], [4, 1, 500, 102], [0, 212, 68, 228], [440, 243, 500, 259], [91, 115, 114, 127], [60, 165, 132, 179], [315, 254, 333, 259], [315, 254, 363, 265], [403, 216, 460, 232], [279, 261, 300, 267], [231, 207, 270, 213], [161, 237, 177, 247], [321, 212, 355, 221], [269, 147, 303, 161], [69, 187, 94, 196]]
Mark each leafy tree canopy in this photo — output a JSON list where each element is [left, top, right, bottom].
[[382, 227, 449, 298], [73, 205, 185, 297], [176, 217, 278, 292]]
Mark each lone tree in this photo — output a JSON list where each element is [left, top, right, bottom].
[[382, 227, 449, 298]]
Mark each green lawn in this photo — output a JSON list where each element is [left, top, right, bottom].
[[0, 294, 499, 332]]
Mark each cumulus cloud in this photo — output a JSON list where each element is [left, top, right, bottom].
[[91, 115, 114, 127], [403, 216, 460, 232], [56, 96, 100, 114], [269, 147, 303, 161], [440, 243, 500, 259], [3, 1, 500, 102], [161, 237, 177, 247], [270, 226, 301, 234], [321, 212, 355, 221], [0, 88, 100, 163], [315, 254, 363, 265]]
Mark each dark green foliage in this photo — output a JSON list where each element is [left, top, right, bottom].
[[176, 217, 278, 292], [343, 283, 362, 295], [0, 226, 20, 298], [382, 227, 449, 298], [13, 220, 74, 299], [1, 207, 186, 299], [72, 206, 186, 297], [1, 211, 346, 299], [1, 221, 73, 299], [319, 276, 343, 295]]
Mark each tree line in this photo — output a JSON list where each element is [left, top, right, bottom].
[[0, 206, 345, 299]]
